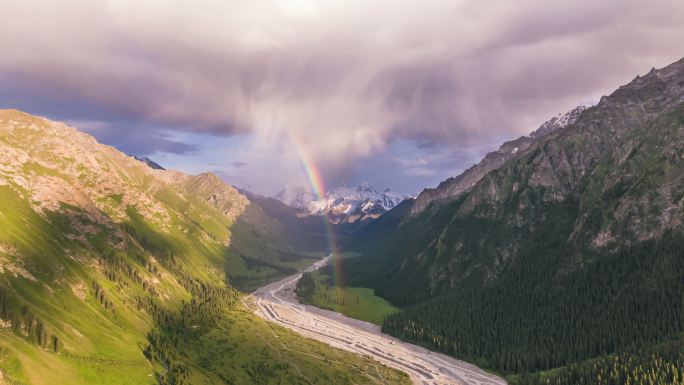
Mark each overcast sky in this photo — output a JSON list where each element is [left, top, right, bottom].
[[2, 0, 684, 195]]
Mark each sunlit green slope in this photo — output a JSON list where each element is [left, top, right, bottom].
[[0, 109, 409, 385]]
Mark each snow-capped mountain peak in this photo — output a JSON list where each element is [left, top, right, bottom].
[[529, 104, 590, 139], [273, 183, 414, 224], [273, 183, 316, 210]]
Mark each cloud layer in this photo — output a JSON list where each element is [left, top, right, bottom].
[[2, 0, 684, 193]]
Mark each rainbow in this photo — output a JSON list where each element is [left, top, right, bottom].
[[287, 133, 345, 288]]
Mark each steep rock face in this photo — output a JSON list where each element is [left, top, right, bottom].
[[410, 105, 588, 215]]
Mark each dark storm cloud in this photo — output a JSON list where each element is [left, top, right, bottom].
[[1, 0, 683, 190]]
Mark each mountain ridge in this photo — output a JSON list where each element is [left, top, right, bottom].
[[133, 156, 165, 170], [409, 104, 589, 215]]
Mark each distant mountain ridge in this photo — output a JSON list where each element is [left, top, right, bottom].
[[274, 183, 414, 224], [133, 155, 165, 170], [274, 184, 315, 210]]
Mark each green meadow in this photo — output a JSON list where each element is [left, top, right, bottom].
[[167, 300, 411, 385], [296, 270, 398, 325]]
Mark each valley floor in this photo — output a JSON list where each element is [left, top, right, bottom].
[[296, 269, 398, 325], [249, 256, 507, 385]]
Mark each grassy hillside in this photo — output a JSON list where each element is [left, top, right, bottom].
[[0, 109, 409, 384]]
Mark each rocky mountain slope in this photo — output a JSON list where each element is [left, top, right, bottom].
[[342, 58, 684, 382], [410, 105, 588, 215], [0, 109, 406, 385], [275, 183, 413, 224]]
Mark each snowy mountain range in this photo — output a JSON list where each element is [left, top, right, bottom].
[[274, 183, 414, 224]]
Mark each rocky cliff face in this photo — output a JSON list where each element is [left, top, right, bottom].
[[410, 105, 588, 215]]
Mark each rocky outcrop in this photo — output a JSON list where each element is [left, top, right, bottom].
[[178, 173, 249, 222]]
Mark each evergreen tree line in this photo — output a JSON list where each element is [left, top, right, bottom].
[[100, 249, 159, 298], [296, 272, 347, 306], [143, 281, 238, 385], [0, 289, 60, 352], [91, 280, 115, 313], [118, 220, 240, 384], [0, 222, 170, 358], [381, 231, 684, 377], [521, 342, 684, 385], [294, 272, 315, 302], [101, 250, 143, 285], [128, 245, 239, 384]]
